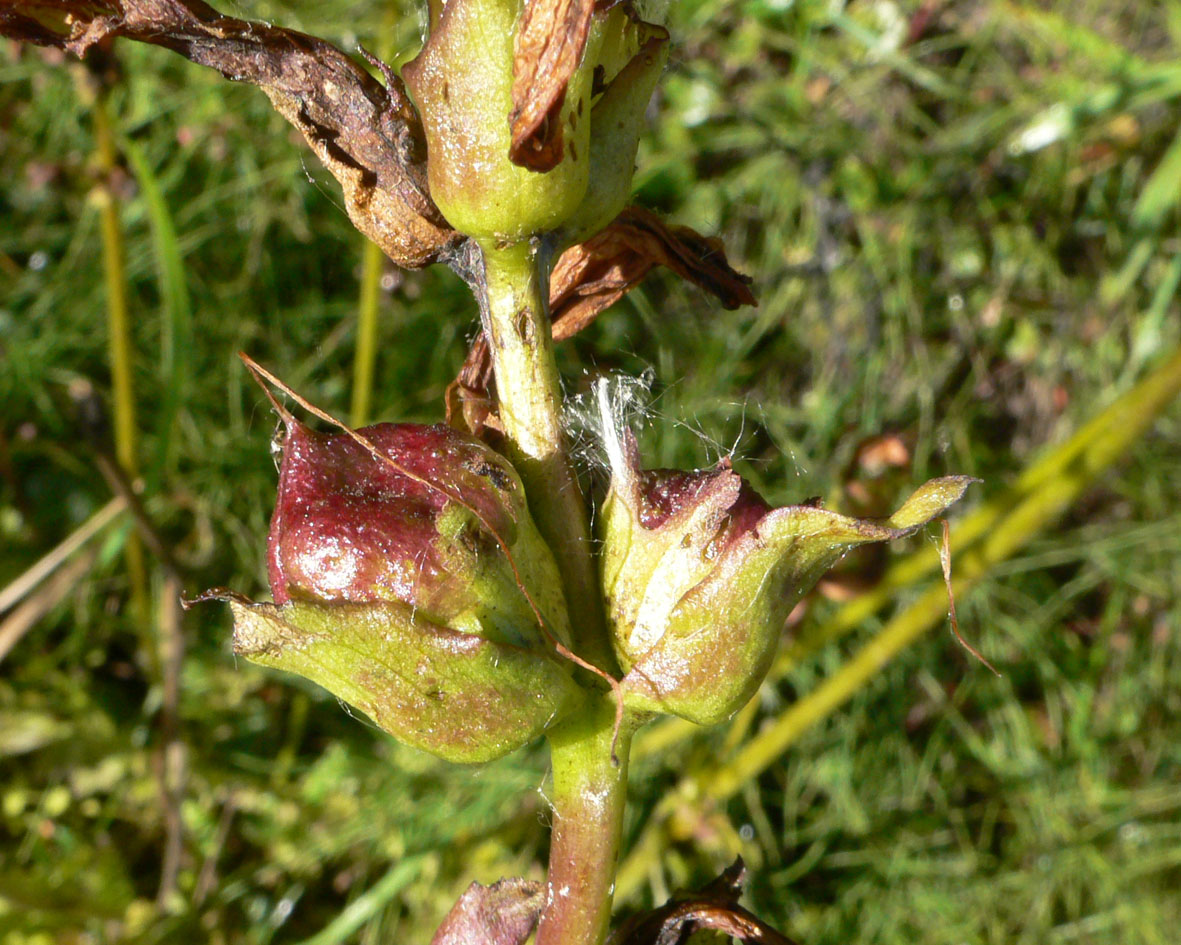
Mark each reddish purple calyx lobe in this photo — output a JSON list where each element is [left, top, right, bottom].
[[636, 462, 770, 546], [268, 420, 515, 607]]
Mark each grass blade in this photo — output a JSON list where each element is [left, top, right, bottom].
[[121, 134, 193, 487]]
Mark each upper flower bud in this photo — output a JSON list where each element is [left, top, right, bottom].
[[596, 386, 975, 725], [402, 0, 667, 244], [230, 415, 582, 763]]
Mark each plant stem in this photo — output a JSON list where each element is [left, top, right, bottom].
[[478, 241, 613, 671], [537, 696, 635, 945], [93, 82, 149, 630], [350, 237, 383, 427], [351, 13, 398, 430]]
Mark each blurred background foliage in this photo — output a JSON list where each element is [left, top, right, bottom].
[[2, 0, 1180, 942]]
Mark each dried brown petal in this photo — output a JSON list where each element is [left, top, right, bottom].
[[1, 0, 459, 268], [509, 0, 597, 171], [431, 878, 546, 945]]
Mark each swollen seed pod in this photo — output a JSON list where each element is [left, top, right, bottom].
[[228, 416, 582, 763], [599, 415, 975, 725]]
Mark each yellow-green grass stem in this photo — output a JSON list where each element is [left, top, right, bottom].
[[93, 86, 149, 629], [349, 17, 398, 431], [777, 346, 1181, 671], [350, 238, 384, 428]]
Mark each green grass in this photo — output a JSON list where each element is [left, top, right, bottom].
[[2, 1, 1180, 943]]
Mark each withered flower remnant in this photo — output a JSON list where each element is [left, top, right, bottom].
[[229, 414, 582, 763], [267, 419, 571, 644], [596, 386, 976, 725]]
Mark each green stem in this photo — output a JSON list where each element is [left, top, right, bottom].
[[350, 237, 383, 428], [537, 696, 635, 945], [93, 83, 149, 630], [478, 241, 613, 672]]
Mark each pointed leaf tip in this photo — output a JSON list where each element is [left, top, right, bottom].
[[884, 476, 980, 532]]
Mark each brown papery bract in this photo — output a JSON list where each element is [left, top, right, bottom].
[[431, 879, 546, 945]]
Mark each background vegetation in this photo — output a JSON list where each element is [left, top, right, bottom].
[[2, 0, 1179, 942]]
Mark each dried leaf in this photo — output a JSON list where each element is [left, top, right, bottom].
[[431, 878, 545, 945], [509, 0, 597, 170], [446, 205, 755, 434], [1, 0, 459, 268], [445, 336, 501, 438], [609, 860, 801, 945], [550, 205, 756, 333]]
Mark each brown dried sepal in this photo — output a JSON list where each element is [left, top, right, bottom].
[[446, 342, 504, 440], [446, 205, 756, 434], [430, 878, 545, 945], [609, 860, 800, 945], [509, 0, 597, 171], [1, 0, 459, 269], [550, 204, 757, 330]]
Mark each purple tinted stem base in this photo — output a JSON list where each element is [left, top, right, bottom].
[[536, 696, 636, 945]]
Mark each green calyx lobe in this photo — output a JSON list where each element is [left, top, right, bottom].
[[601, 433, 976, 725], [558, 9, 669, 245], [231, 599, 582, 763]]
